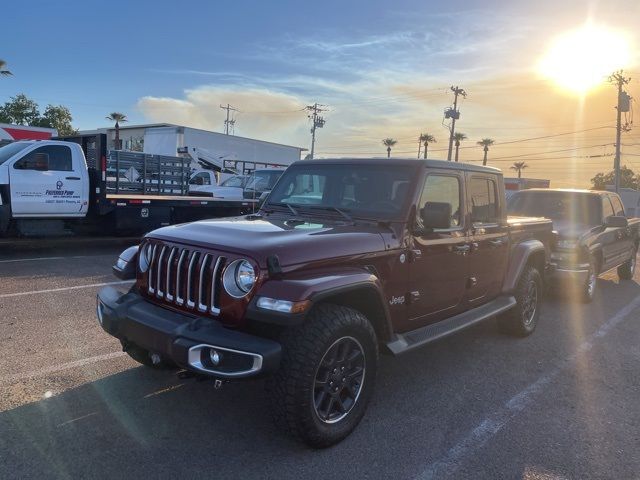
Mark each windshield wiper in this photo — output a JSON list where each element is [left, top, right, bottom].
[[267, 202, 300, 216], [308, 205, 354, 224]]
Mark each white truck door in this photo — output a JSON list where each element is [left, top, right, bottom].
[[188, 170, 215, 194], [10, 143, 87, 217]]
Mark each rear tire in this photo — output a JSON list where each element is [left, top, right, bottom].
[[265, 304, 378, 448], [618, 248, 637, 280], [498, 265, 542, 337]]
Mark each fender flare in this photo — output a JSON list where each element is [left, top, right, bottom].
[[246, 268, 393, 339], [502, 239, 547, 293]]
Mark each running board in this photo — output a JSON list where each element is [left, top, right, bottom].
[[386, 295, 516, 355]]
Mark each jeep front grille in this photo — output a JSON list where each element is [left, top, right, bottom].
[[144, 242, 226, 315]]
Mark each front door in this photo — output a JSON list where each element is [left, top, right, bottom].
[[466, 174, 509, 305], [10, 144, 84, 216], [600, 195, 627, 270], [408, 171, 469, 326]]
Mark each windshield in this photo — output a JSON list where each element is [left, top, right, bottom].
[[507, 191, 601, 225], [221, 175, 247, 188], [0, 142, 31, 165], [265, 163, 415, 220], [245, 170, 283, 191]]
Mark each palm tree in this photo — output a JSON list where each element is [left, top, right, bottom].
[[419, 133, 436, 159], [382, 138, 397, 158], [0, 60, 12, 76], [511, 161, 528, 178], [453, 132, 467, 162], [477, 138, 495, 166], [105, 112, 128, 149]]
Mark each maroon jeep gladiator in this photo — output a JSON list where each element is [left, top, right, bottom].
[[97, 158, 553, 447]]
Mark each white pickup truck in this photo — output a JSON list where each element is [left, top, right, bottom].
[[0, 134, 254, 236]]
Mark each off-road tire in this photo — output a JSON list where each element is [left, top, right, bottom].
[[121, 341, 176, 370], [617, 248, 637, 280], [580, 258, 598, 303], [498, 265, 542, 337], [265, 304, 378, 448]]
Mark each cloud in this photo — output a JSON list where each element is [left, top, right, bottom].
[[137, 86, 310, 144]]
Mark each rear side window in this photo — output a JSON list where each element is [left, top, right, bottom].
[[602, 196, 614, 219], [15, 145, 73, 171], [610, 195, 625, 216], [416, 174, 461, 228], [469, 177, 499, 224]]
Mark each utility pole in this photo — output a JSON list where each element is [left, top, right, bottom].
[[220, 103, 238, 135], [305, 103, 327, 159], [609, 71, 631, 193], [444, 86, 466, 161]]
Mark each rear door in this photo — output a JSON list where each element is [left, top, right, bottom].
[[408, 170, 469, 325], [466, 174, 509, 305], [10, 144, 86, 216]]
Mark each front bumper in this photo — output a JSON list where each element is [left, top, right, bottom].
[[96, 286, 282, 378], [549, 263, 590, 285]]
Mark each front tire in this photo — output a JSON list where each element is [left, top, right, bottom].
[[580, 259, 598, 303], [266, 304, 378, 448], [498, 265, 542, 337], [618, 248, 637, 280]]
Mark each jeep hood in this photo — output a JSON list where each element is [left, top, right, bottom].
[[147, 216, 391, 268]]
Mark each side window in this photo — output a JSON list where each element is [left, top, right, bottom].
[[602, 196, 614, 219], [610, 195, 625, 216], [189, 173, 210, 185], [416, 175, 461, 229], [14, 145, 73, 171], [469, 177, 499, 224]]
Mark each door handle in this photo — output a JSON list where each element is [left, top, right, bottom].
[[66, 176, 81, 180], [489, 239, 506, 247], [454, 244, 471, 254]]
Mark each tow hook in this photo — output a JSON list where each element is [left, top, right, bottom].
[[176, 370, 226, 389]]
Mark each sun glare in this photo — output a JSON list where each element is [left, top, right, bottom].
[[538, 24, 631, 94]]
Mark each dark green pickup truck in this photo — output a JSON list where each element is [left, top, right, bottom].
[[508, 188, 640, 302]]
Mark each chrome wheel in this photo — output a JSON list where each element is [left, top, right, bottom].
[[586, 270, 597, 298], [313, 336, 365, 424], [522, 280, 538, 327]]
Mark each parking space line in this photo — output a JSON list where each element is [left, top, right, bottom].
[[0, 351, 126, 385], [0, 254, 115, 264], [0, 280, 133, 299], [416, 296, 640, 480]]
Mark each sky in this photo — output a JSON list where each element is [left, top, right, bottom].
[[2, 0, 640, 188]]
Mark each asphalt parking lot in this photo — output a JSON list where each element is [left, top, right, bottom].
[[1, 239, 639, 480]]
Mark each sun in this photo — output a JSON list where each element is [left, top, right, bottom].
[[538, 24, 631, 94]]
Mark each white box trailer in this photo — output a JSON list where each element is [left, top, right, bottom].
[[142, 125, 304, 166], [0, 123, 57, 144]]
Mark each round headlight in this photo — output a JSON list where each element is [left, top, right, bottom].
[[138, 243, 151, 273], [223, 259, 256, 297]]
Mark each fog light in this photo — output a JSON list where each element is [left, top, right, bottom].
[[209, 349, 222, 366]]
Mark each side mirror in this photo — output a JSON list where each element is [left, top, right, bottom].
[[605, 215, 628, 228], [420, 202, 452, 230]]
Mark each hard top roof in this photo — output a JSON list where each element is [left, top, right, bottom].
[[291, 157, 502, 174]]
